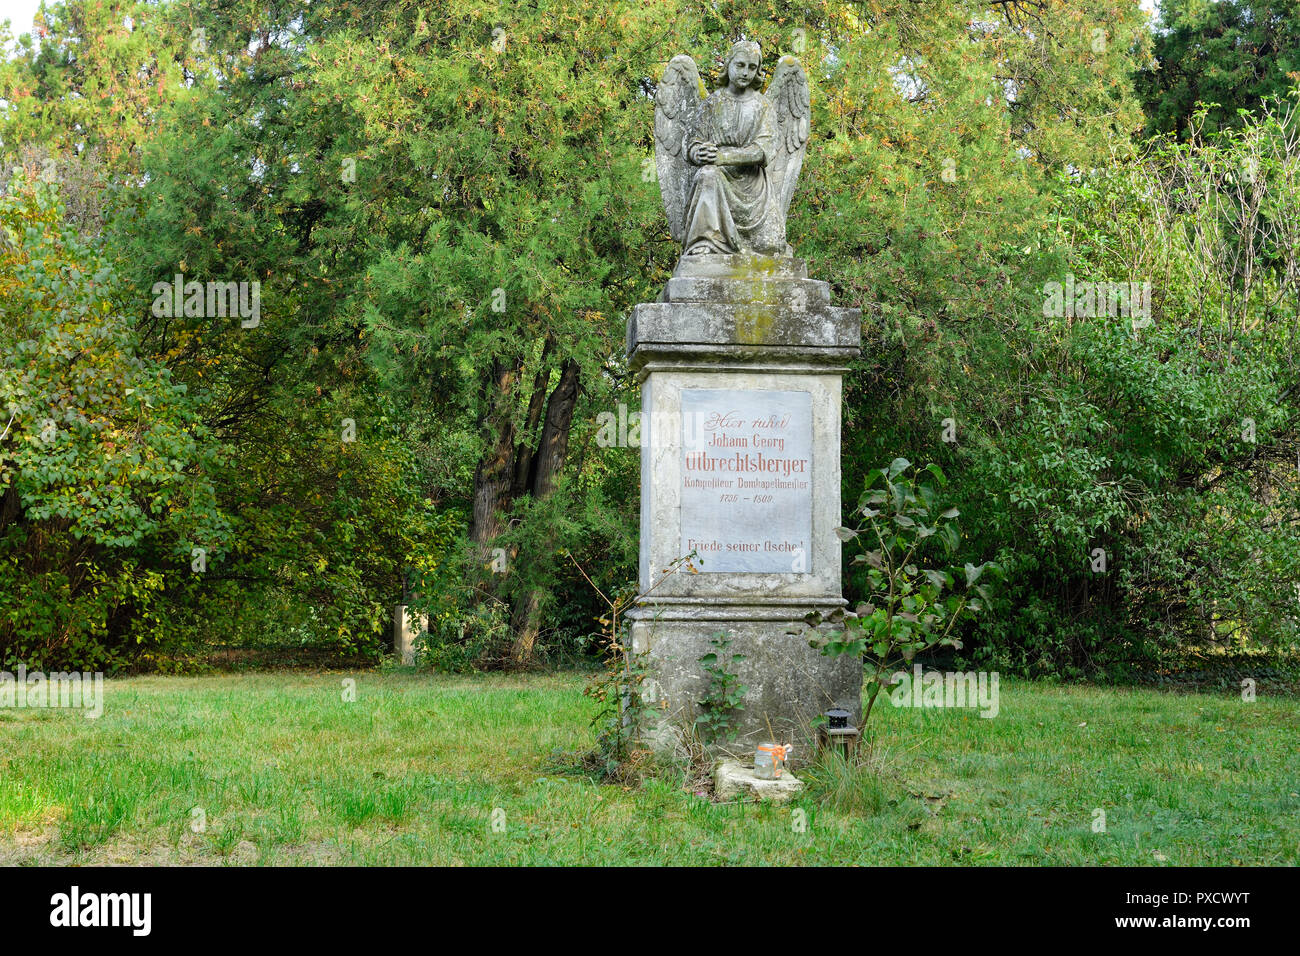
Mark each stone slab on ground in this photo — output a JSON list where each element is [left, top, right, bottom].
[[714, 760, 804, 803]]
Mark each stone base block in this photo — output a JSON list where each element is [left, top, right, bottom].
[[629, 608, 861, 770], [714, 760, 804, 803]]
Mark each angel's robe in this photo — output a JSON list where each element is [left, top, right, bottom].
[[682, 88, 786, 255]]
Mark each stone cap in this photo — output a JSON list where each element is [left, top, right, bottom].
[[628, 255, 862, 373], [673, 253, 808, 279]]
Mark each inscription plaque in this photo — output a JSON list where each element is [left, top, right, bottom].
[[680, 388, 812, 573]]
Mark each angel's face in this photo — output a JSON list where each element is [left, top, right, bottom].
[[727, 53, 761, 92]]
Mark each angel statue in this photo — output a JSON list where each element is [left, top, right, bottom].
[[654, 40, 810, 257]]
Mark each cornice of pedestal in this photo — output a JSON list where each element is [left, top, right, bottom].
[[626, 596, 848, 624], [626, 254, 863, 376]]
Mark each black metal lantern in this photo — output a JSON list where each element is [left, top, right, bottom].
[[818, 708, 859, 758]]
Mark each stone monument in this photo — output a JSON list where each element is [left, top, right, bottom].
[[626, 41, 862, 767]]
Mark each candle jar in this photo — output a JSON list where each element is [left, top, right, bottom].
[[753, 743, 791, 779]]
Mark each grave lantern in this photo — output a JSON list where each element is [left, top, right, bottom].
[[818, 708, 859, 758]]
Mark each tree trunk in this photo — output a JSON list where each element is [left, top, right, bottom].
[[531, 357, 580, 498], [508, 357, 581, 666], [468, 357, 522, 555], [511, 338, 554, 497]]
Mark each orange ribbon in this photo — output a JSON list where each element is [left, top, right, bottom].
[[757, 744, 792, 776]]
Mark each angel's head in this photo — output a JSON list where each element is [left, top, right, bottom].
[[721, 40, 762, 92]]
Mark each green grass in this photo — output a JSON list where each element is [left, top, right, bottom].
[[0, 670, 1295, 864]]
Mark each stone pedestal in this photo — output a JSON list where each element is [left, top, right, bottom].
[[626, 253, 862, 768], [393, 604, 427, 666]]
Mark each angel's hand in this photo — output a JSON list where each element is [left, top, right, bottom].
[[691, 142, 718, 164]]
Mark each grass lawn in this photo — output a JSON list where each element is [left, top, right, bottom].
[[0, 670, 1295, 865]]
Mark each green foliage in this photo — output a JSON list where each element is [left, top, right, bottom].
[[694, 633, 748, 744], [948, 97, 1300, 675], [582, 646, 649, 780], [816, 459, 993, 724], [416, 607, 505, 673], [1137, 0, 1300, 140], [802, 745, 891, 816], [0, 0, 194, 173], [0, 177, 224, 669], [571, 552, 649, 778], [6, 0, 1294, 681]]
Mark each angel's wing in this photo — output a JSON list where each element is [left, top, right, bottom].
[[765, 55, 811, 221], [654, 55, 704, 243]]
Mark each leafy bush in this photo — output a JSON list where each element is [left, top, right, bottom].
[[816, 459, 993, 724], [0, 178, 224, 669]]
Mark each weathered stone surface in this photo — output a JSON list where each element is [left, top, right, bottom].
[[634, 68, 861, 768], [630, 302, 857, 357], [630, 610, 861, 768], [714, 760, 804, 803], [662, 276, 831, 308], [628, 258, 859, 370], [673, 253, 808, 280], [654, 47, 810, 257], [632, 369, 846, 602]]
